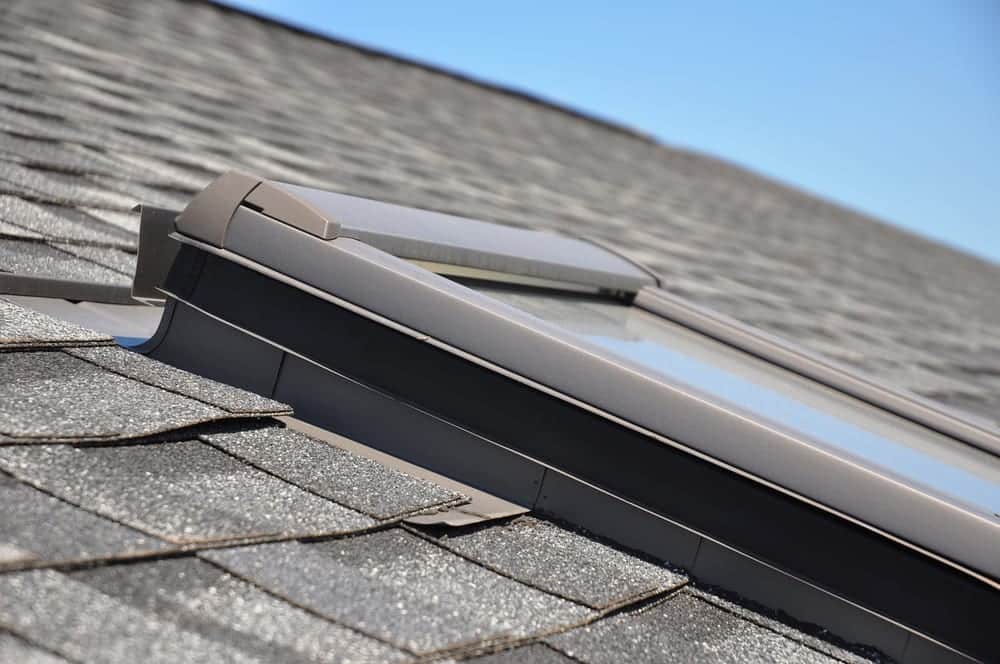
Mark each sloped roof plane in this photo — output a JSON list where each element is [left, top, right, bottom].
[[1, 0, 998, 662]]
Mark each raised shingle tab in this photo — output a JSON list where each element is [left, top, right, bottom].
[[202, 426, 464, 519], [432, 517, 687, 610], [0, 351, 228, 442], [0, 441, 374, 543], [203, 529, 595, 656]]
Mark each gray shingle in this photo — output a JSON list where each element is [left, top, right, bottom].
[[0, 350, 230, 442], [0, 218, 45, 240], [72, 557, 411, 664], [433, 517, 687, 609], [0, 296, 111, 348], [51, 241, 137, 275], [0, 194, 135, 248], [0, 631, 72, 664], [0, 162, 139, 210], [202, 426, 464, 519], [0, 471, 166, 568], [0, 569, 263, 664], [467, 643, 577, 663], [66, 346, 290, 416], [0, 440, 375, 543], [546, 592, 851, 664], [202, 529, 595, 655], [0, 236, 130, 285], [685, 588, 875, 664]]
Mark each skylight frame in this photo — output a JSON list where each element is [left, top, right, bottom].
[[141, 174, 1000, 661]]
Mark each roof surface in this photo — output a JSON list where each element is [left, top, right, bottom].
[[0, 298, 871, 662], [2, 0, 998, 422], [0, 0, 995, 661]]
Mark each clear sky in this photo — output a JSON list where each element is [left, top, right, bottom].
[[228, 1, 999, 264]]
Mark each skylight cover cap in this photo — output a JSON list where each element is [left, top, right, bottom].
[[172, 173, 657, 294]]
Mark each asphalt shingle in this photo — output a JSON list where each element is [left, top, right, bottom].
[[66, 346, 290, 416], [432, 517, 687, 610], [202, 426, 465, 520], [0, 441, 375, 543], [0, 296, 111, 348], [0, 471, 166, 568], [0, 631, 71, 664], [0, 194, 135, 248], [51, 241, 136, 275], [0, 569, 263, 664], [546, 591, 856, 664], [467, 643, 577, 663], [0, 236, 130, 285], [202, 529, 595, 656], [0, 350, 231, 442], [72, 557, 411, 664]]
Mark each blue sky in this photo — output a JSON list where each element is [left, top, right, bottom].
[[228, 1, 999, 264]]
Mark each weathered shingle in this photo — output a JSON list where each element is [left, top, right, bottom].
[[66, 346, 290, 416], [0, 296, 111, 348], [0, 569, 263, 664], [432, 517, 687, 610], [0, 347, 289, 443], [0, 237, 130, 285], [546, 591, 858, 664], [0, 350, 215, 441], [0, 351, 229, 442], [202, 426, 465, 520], [51, 241, 136, 276], [0, 630, 71, 664], [0, 441, 375, 543], [0, 194, 135, 248], [72, 557, 411, 664], [0, 471, 166, 568], [203, 529, 595, 656], [468, 643, 576, 663]]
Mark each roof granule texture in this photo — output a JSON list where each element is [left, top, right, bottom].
[[72, 556, 411, 664], [546, 591, 855, 664], [0, 441, 375, 543], [0, 472, 166, 567], [203, 426, 465, 519], [66, 345, 290, 415], [0, 569, 262, 664], [0, 350, 227, 442], [434, 516, 687, 609], [203, 529, 595, 655], [0, 296, 111, 348]]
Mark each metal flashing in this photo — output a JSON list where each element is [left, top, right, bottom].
[[131, 205, 180, 303], [0, 273, 133, 305]]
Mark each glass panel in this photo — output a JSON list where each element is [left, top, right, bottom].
[[472, 283, 1000, 520]]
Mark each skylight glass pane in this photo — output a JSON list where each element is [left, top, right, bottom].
[[472, 283, 1000, 520]]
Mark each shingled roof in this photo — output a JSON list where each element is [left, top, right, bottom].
[[0, 0, 996, 662]]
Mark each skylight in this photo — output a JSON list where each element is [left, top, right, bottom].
[[132, 173, 1000, 661]]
